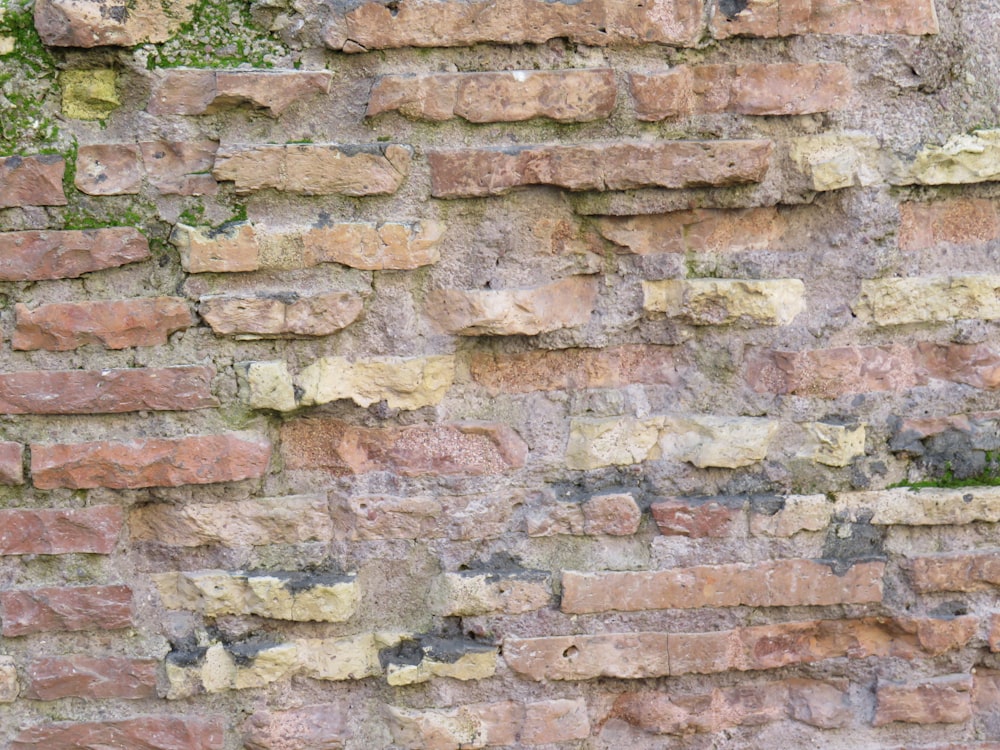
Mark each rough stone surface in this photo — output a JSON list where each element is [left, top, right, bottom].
[[854, 276, 1000, 325], [0, 155, 66, 208], [33, 0, 198, 46], [429, 570, 551, 616], [899, 198, 1000, 250], [0, 228, 149, 281], [61, 69, 119, 120], [905, 130, 1000, 185], [642, 278, 806, 326], [652, 497, 743, 538], [9, 717, 223, 750], [0, 441, 24, 486], [149, 69, 333, 116], [201, 292, 364, 338], [295, 355, 455, 410], [789, 133, 884, 191], [0, 656, 18, 703], [874, 674, 973, 726], [243, 704, 349, 750], [595, 207, 785, 254], [710, 0, 939, 38]]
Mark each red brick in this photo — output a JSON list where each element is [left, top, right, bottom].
[[12, 297, 193, 351], [917, 342, 1000, 390], [23, 656, 157, 700], [595, 206, 785, 254], [76, 142, 218, 196], [0, 506, 123, 555], [31, 433, 271, 490], [504, 633, 673, 680], [368, 69, 616, 122], [0, 228, 150, 281], [10, 716, 224, 750], [0, 441, 23, 485], [469, 344, 679, 395], [75, 145, 142, 195], [0, 155, 66, 208], [561, 559, 883, 613], [0, 585, 133, 636], [282, 419, 526, 477], [582, 492, 642, 535], [149, 69, 333, 116], [651, 497, 744, 537], [900, 198, 1000, 251], [899, 615, 979, 656], [428, 140, 773, 198], [243, 704, 349, 750], [199, 292, 364, 337], [874, 674, 973, 726], [34, 0, 195, 46], [710, 0, 939, 38], [910, 549, 1000, 593], [0, 366, 216, 414]]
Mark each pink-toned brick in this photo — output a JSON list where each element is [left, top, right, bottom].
[[0, 506, 123, 555], [0, 442, 23, 485], [23, 656, 158, 700], [651, 497, 744, 537], [899, 198, 1000, 251], [1, 585, 133, 636], [10, 717, 224, 750], [0, 155, 66, 208], [874, 674, 973, 726], [0, 228, 149, 281]]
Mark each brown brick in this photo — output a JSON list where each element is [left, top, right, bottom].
[[0, 442, 23, 486], [469, 344, 678, 395], [583, 491, 642, 535], [12, 297, 193, 351], [991, 614, 1000, 652], [0, 506, 123, 555], [910, 549, 1000, 593], [901, 615, 978, 656], [874, 674, 973, 726], [140, 140, 218, 195], [243, 703, 349, 750], [595, 206, 785, 254], [368, 69, 616, 122], [200, 292, 364, 337], [31, 433, 271, 490], [213, 144, 411, 195], [0, 585, 133, 636], [0, 155, 66, 208], [326, 0, 703, 50], [900, 198, 1000, 251], [0, 228, 150, 281], [917, 342, 1000, 390], [75, 145, 142, 195], [23, 656, 157, 700], [0, 366, 216, 414], [282, 419, 526, 477], [503, 633, 672, 680], [710, 0, 939, 38], [149, 69, 333, 116], [630, 62, 850, 120], [10, 716, 224, 750], [561, 559, 883, 613], [34, 0, 197, 46], [651, 497, 744, 538], [429, 140, 772, 197]]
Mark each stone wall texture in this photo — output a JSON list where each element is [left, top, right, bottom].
[[2, 0, 1000, 747]]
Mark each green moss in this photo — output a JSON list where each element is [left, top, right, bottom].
[[890, 452, 1000, 489], [0, 2, 60, 155]]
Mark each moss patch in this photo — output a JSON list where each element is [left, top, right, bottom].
[[0, 2, 60, 155]]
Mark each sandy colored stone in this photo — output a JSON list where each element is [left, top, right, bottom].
[[899, 198, 1000, 250], [75, 144, 142, 195], [61, 69, 118, 119], [566, 416, 664, 470], [874, 674, 973, 726], [749, 494, 830, 537], [0, 442, 23, 486], [659, 415, 779, 468], [906, 130, 1000, 185], [295, 355, 455, 410], [835, 487, 1000, 526], [854, 276, 1000, 325], [0, 506, 122, 555], [0, 155, 66, 208], [34, 0, 197, 46], [24, 656, 157, 700], [429, 571, 550, 616], [203, 292, 364, 338], [13, 297, 193, 351], [213, 144, 411, 196], [429, 140, 773, 197], [368, 69, 616, 122], [9, 717, 223, 750], [385, 644, 497, 686], [800, 422, 866, 467], [172, 221, 260, 273], [0, 584, 133, 636], [241, 361, 298, 412], [595, 206, 785, 254], [789, 133, 884, 191], [0, 656, 17, 703], [295, 633, 403, 681], [0, 227, 149, 281], [243, 704, 350, 750], [176, 642, 298, 694], [583, 491, 642, 535], [643, 278, 806, 326], [149, 69, 332, 116], [301, 220, 444, 270], [427, 276, 597, 335], [710, 0, 939, 38], [504, 633, 672, 681]]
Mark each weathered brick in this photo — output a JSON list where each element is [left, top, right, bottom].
[[910, 549, 1000, 593], [469, 344, 679, 395], [130, 495, 333, 547], [504, 633, 673, 680], [561, 559, 883, 613], [0, 155, 66, 208], [326, 0, 704, 50], [0, 366, 216, 414], [643, 278, 806, 326], [899, 198, 1000, 251], [23, 656, 157, 700], [890, 410, 1000, 454], [854, 276, 1000, 326], [368, 69, 616, 122], [595, 206, 785, 254], [652, 496, 744, 538], [426, 276, 597, 336], [582, 491, 642, 535], [710, 0, 939, 38], [990, 615, 1000, 652], [801, 421, 866, 467], [13, 297, 193, 351], [874, 674, 973, 726], [0, 585, 133, 636], [631, 62, 850, 120], [243, 704, 349, 750], [75, 144, 142, 195], [905, 130, 1000, 185], [34, 0, 197, 46], [0, 506, 122, 555], [31, 433, 271, 490], [76, 141, 217, 196], [0, 228, 150, 281], [429, 570, 551, 616], [167, 641, 299, 697], [281, 419, 526, 476], [149, 69, 333, 116], [213, 144, 411, 195], [429, 140, 772, 197], [916, 342, 1000, 389], [10, 716, 223, 750], [294, 633, 402, 682], [201, 292, 364, 337], [0, 441, 24, 486], [0, 655, 16, 702]]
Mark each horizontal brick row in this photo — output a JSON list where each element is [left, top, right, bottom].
[[76, 141, 218, 196], [0, 228, 149, 281], [148, 69, 333, 116], [1, 584, 133, 637], [0, 155, 65, 208], [9, 717, 223, 750]]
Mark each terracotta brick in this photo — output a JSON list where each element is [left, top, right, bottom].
[[900, 198, 1000, 251], [243, 704, 349, 750], [916, 342, 1000, 389], [0, 585, 133, 636], [10, 716, 224, 750], [13, 297, 193, 351], [282, 419, 526, 476], [0, 366, 216, 414], [651, 497, 744, 538], [469, 344, 679, 395], [0, 506, 123, 555], [991, 614, 1000, 652], [75, 144, 142, 195], [429, 140, 772, 197], [0, 155, 66, 208], [149, 69, 333, 116], [0, 441, 23, 486], [368, 69, 616, 122], [31, 433, 271, 490], [139, 140, 218, 195], [200, 292, 365, 337], [595, 206, 785, 254], [561, 559, 884, 613], [34, 0, 197, 46], [23, 656, 157, 700], [582, 491, 642, 535], [901, 616, 979, 656], [711, 0, 939, 38], [0, 228, 150, 281], [874, 674, 973, 726], [504, 633, 672, 680]]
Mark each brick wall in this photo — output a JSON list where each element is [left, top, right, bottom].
[[1, 0, 1000, 746]]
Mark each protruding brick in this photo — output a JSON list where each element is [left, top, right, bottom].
[[281, 419, 526, 476], [31, 433, 271, 490], [430, 570, 551, 616], [13, 297, 193, 351], [854, 276, 1000, 326], [900, 198, 1000, 251], [294, 633, 402, 682], [0, 585, 133, 636], [10, 716, 223, 750], [0, 442, 23, 486], [595, 206, 785, 254], [23, 656, 157, 700], [652, 496, 744, 538], [149, 69, 333, 116], [243, 704, 350, 750], [201, 292, 364, 338], [0, 506, 122, 555], [905, 130, 1000, 185], [0, 155, 66, 208], [643, 278, 806, 326], [710, 0, 939, 38], [368, 69, 616, 122], [427, 276, 597, 336], [874, 674, 973, 726], [429, 140, 772, 197], [34, 0, 197, 46], [0, 228, 149, 281], [213, 144, 411, 195]]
